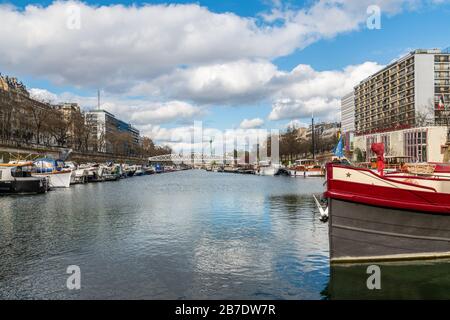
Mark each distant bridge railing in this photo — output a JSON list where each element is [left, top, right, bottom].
[[148, 153, 236, 164]]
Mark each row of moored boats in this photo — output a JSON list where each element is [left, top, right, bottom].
[[207, 159, 326, 177], [0, 157, 164, 195]]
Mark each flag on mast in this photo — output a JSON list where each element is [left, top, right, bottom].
[[333, 135, 344, 158], [437, 94, 445, 110]]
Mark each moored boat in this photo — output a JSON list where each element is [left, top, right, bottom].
[[143, 166, 155, 175], [256, 160, 281, 176], [32, 158, 72, 188], [65, 161, 89, 184], [324, 159, 450, 264], [164, 165, 176, 172], [133, 165, 144, 176], [85, 164, 105, 182], [101, 165, 121, 181], [154, 164, 164, 174], [0, 163, 49, 194], [289, 159, 325, 177], [124, 164, 136, 177]]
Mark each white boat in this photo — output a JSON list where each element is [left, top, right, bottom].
[[65, 161, 89, 184], [143, 166, 155, 175], [133, 165, 144, 176], [100, 165, 120, 181], [123, 164, 136, 177], [38, 171, 72, 188], [256, 161, 281, 176], [83, 164, 105, 182], [32, 158, 72, 188]]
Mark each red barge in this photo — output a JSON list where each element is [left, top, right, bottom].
[[325, 161, 450, 264]]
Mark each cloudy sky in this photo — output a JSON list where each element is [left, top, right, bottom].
[[1, 0, 450, 148]]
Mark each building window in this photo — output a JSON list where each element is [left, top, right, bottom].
[[381, 135, 390, 155], [404, 130, 427, 162]]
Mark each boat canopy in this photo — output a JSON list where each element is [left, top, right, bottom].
[[0, 165, 33, 179], [33, 158, 65, 173]]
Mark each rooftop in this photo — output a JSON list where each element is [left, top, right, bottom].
[[357, 48, 450, 87]]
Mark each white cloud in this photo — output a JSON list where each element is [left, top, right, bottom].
[[269, 97, 341, 121], [132, 59, 384, 113], [30, 59, 383, 127], [268, 61, 384, 121], [29, 88, 58, 103], [5, 0, 443, 137], [240, 118, 264, 129], [134, 60, 280, 104], [139, 125, 193, 143], [127, 101, 204, 125], [0, 0, 422, 92], [30, 89, 203, 127], [285, 119, 309, 129]]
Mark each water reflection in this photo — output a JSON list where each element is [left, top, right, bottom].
[[326, 260, 450, 300], [0, 171, 329, 299], [5, 170, 447, 299]]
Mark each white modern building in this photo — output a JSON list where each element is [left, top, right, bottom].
[[351, 49, 450, 162], [340, 92, 355, 151], [341, 92, 355, 133], [85, 109, 140, 154], [355, 49, 450, 134]]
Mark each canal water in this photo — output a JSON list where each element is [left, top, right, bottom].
[[1, 170, 450, 299]]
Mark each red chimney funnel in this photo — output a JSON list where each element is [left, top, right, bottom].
[[371, 143, 385, 176]]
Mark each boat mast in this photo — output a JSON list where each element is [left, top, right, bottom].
[[311, 111, 315, 160]]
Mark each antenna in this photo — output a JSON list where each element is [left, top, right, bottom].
[[97, 89, 100, 110]]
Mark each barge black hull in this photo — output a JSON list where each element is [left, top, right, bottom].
[[329, 199, 450, 263], [0, 178, 48, 195]]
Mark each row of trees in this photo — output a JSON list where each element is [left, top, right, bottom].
[[0, 89, 171, 158], [277, 125, 339, 162], [0, 91, 66, 147]]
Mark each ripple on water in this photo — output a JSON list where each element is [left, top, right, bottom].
[[0, 170, 329, 299]]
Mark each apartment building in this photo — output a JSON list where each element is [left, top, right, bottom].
[[117, 118, 140, 145], [56, 103, 83, 148], [351, 49, 450, 162], [354, 49, 450, 135], [341, 92, 355, 133], [85, 109, 140, 154], [340, 92, 355, 151]]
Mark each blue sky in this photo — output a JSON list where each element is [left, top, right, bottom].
[[5, 0, 278, 14], [1, 0, 450, 146]]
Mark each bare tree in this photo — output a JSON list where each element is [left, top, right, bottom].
[[81, 116, 98, 152], [70, 112, 86, 150], [415, 103, 435, 127], [416, 102, 450, 127], [47, 109, 71, 147], [0, 91, 15, 142], [24, 99, 52, 145]]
